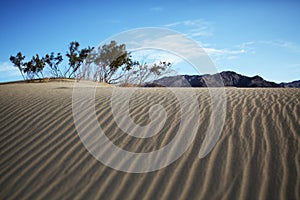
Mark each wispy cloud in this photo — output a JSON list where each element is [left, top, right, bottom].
[[122, 28, 247, 70], [237, 40, 300, 54], [133, 34, 209, 59], [260, 40, 300, 53], [202, 46, 246, 61], [165, 19, 213, 37], [131, 49, 183, 66], [0, 62, 21, 81], [148, 38, 247, 71], [149, 6, 163, 12], [115, 27, 270, 73], [236, 41, 256, 54], [163, 19, 248, 61], [119, 30, 218, 74], [204, 47, 245, 56], [0, 62, 19, 74]]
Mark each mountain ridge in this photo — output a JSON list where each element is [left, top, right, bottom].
[[145, 71, 300, 88]]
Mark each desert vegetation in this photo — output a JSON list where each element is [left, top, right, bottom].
[[9, 41, 172, 85]]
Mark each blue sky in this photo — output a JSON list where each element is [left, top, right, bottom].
[[0, 0, 299, 83]]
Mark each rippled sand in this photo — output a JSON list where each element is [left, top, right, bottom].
[[0, 82, 299, 199]]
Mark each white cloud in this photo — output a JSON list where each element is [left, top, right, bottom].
[[135, 34, 249, 73], [165, 19, 213, 38], [236, 41, 256, 53], [131, 49, 183, 66], [162, 19, 249, 61], [0, 62, 19, 74], [134, 34, 209, 60], [202, 47, 247, 62], [127, 33, 247, 66], [203, 47, 245, 55], [112, 27, 248, 73], [0, 62, 21, 80], [114, 30, 217, 74]]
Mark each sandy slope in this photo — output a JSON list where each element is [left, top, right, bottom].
[[0, 82, 299, 200]]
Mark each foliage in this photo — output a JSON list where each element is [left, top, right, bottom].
[[86, 40, 136, 83], [23, 54, 46, 79], [120, 61, 173, 86], [9, 52, 26, 80], [65, 41, 93, 78], [9, 41, 93, 80], [44, 52, 63, 78], [9, 41, 173, 85]]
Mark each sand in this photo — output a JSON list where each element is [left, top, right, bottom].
[[0, 81, 299, 200]]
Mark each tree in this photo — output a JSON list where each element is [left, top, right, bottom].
[[121, 61, 173, 86], [44, 52, 63, 78], [90, 40, 135, 83], [65, 41, 93, 78], [9, 52, 26, 80], [9, 41, 173, 84], [77, 41, 173, 85], [23, 54, 45, 79], [24, 54, 45, 79]]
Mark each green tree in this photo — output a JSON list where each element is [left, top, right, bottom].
[[23, 54, 45, 79], [44, 52, 63, 78], [121, 61, 172, 86], [9, 52, 26, 80], [91, 40, 135, 83], [9, 41, 172, 84], [65, 41, 93, 78]]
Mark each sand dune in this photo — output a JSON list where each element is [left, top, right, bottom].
[[0, 82, 299, 200]]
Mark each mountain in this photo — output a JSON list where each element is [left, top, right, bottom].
[[280, 80, 300, 88], [145, 71, 300, 88]]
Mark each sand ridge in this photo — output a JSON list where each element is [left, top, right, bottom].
[[0, 82, 299, 199]]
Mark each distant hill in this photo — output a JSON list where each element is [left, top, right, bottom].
[[145, 71, 300, 88], [280, 80, 300, 88]]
